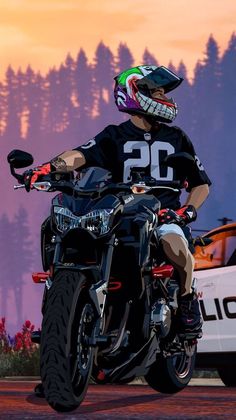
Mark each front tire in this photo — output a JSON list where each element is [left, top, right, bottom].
[[40, 270, 97, 412], [145, 341, 196, 393]]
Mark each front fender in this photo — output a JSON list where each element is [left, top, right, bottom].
[[54, 264, 100, 283], [54, 264, 102, 316]]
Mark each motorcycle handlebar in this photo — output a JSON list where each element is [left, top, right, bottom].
[[13, 176, 182, 194]]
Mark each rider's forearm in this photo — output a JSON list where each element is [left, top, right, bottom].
[[50, 150, 86, 172], [184, 184, 209, 210]]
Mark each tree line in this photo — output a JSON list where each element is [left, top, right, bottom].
[[1, 34, 236, 330], [0, 208, 34, 329]]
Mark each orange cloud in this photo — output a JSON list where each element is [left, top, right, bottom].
[[0, 0, 235, 79]]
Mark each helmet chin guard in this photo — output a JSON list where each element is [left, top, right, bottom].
[[114, 65, 183, 123]]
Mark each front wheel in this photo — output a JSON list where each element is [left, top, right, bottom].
[[40, 270, 98, 412], [145, 341, 196, 393]]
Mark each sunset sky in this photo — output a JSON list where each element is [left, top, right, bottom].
[[0, 0, 235, 80]]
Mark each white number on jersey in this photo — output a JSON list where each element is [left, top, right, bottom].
[[123, 140, 175, 182]]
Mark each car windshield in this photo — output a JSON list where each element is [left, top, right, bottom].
[[194, 226, 236, 270]]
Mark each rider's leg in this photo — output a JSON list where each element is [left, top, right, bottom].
[[160, 232, 194, 296], [157, 225, 202, 335]]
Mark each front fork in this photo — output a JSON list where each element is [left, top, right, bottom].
[[89, 234, 116, 319]]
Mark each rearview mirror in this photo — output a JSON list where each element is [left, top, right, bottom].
[[7, 149, 34, 169], [163, 152, 195, 171]]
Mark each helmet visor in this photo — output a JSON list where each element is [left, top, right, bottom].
[[136, 66, 183, 93]]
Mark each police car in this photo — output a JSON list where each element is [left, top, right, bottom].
[[194, 223, 236, 386]]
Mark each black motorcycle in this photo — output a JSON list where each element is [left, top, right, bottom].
[[8, 149, 200, 413]]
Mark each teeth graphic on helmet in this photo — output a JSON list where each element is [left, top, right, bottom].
[[136, 92, 153, 111], [142, 99, 152, 111], [146, 104, 156, 114], [136, 90, 177, 120]]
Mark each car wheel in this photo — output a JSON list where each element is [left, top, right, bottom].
[[218, 367, 236, 387]]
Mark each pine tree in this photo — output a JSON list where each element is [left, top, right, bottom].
[[221, 33, 236, 136], [167, 61, 177, 73], [74, 49, 95, 141], [44, 67, 62, 136], [174, 61, 192, 132], [0, 214, 12, 318], [191, 35, 221, 147], [25, 66, 45, 142], [116, 43, 134, 73], [93, 42, 116, 126], [12, 207, 33, 323], [59, 54, 78, 144], [216, 33, 236, 213], [142, 48, 158, 66], [4, 66, 22, 143], [0, 81, 7, 137]]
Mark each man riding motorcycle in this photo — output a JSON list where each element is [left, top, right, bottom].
[[23, 65, 211, 336]]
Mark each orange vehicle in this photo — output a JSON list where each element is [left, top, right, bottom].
[[194, 223, 236, 270]]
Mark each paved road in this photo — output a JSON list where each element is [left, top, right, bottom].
[[0, 379, 236, 419]]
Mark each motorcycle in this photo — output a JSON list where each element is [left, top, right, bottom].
[[8, 149, 201, 413]]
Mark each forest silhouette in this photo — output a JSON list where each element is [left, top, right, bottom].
[[0, 34, 236, 331]]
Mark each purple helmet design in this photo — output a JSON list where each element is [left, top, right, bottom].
[[114, 65, 183, 123]]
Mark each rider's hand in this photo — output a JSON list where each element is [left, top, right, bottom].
[[23, 163, 51, 192], [175, 205, 197, 224], [158, 205, 197, 226]]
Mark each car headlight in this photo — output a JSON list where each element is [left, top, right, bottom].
[[53, 206, 114, 235]]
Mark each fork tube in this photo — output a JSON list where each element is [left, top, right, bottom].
[[101, 234, 116, 284], [91, 234, 116, 318], [52, 235, 62, 264]]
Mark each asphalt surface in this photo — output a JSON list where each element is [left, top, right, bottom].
[[0, 379, 236, 419]]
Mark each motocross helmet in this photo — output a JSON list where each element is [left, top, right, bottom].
[[114, 65, 183, 123]]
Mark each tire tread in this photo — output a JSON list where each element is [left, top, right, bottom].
[[40, 270, 92, 412]]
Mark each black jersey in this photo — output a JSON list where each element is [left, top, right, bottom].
[[75, 120, 211, 209]]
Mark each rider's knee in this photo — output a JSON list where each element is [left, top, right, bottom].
[[160, 232, 193, 267], [160, 232, 188, 252]]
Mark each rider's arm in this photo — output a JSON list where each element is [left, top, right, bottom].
[[22, 150, 87, 191], [50, 126, 115, 173], [158, 130, 211, 225], [50, 150, 86, 172], [23, 127, 114, 190], [159, 185, 209, 226], [50, 127, 113, 172], [180, 130, 211, 206], [184, 184, 209, 210]]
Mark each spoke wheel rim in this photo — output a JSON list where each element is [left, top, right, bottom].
[[70, 303, 95, 395]]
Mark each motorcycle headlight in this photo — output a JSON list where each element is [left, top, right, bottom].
[[53, 206, 114, 235], [53, 206, 80, 233]]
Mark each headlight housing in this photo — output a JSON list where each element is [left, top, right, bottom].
[[53, 206, 114, 235]]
